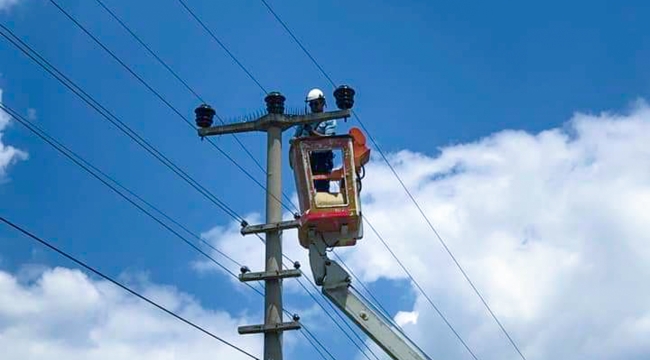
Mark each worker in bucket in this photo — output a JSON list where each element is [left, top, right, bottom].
[[293, 88, 336, 192]]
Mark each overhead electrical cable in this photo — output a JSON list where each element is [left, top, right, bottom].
[[47, 0, 296, 215], [175, 0, 267, 94], [0, 24, 242, 222], [0, 216, 261, 360], [363, 217, 479, 360], [93, 0, 266, 179], [91, 0, 299, 218], [331, 251, 397, 326]]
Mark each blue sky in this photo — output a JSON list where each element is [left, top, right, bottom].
[[2, 0, 650, 359]]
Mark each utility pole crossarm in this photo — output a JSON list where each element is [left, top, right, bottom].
[[198, 119, 262, 136], [197, 109, 351, 137]]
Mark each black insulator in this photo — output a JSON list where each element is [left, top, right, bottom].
[[195, 104, 215, 128], [264, 91, 286, 114], [333, 85, 355, 110], [292, 314, 300, 322], [293, 261, 301, 269]]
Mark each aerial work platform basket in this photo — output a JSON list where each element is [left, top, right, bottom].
[[290, 128, 370, 249]]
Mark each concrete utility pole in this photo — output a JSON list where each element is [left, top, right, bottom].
[[193, 88, 353, 360]]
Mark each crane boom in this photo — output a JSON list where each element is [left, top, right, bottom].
[[308, 232, 432, 360]]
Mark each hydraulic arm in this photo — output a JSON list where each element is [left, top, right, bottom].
[[308, 233, 432, 360]]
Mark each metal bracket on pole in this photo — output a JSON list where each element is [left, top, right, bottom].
[[241, 220, 300, 236], [238, 321, 301, 335], [239, 269, 301, 282]]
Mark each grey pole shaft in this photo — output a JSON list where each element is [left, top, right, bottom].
[[264, 125, 283, 360]]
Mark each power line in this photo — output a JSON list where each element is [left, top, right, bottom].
[[0, 216, 261, 360], [47, 0, 296, 216], [0, 24, 243, 222], [351, 285, 433, 360], [91, 0, 299, 217], [0, 103, 242, 280], [331, 251, 396, 325], [358, 123, 526, 360], [0, 103, 335, 360], [298, 325, 332, 360], [256, 2, 527, 359], [297, 328, 332, 360], [175, 0, 267, 94], [296, 273, 380, 360], [363, 217, 479, 360], [2, 7, 296, 244], [296, 322, 336, 360], [93, 0, 268, 177], [257, 0, 336, 87]]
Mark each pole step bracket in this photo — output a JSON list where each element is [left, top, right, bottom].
[[238, 320, 301, 335], [239, 269, 301, 282], [240, 219, 300, 235]]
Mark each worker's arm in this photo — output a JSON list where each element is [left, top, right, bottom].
[[310, 119, 336, 137], [309, 129, 327, 137]]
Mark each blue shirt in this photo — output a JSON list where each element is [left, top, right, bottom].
[[293, 119, 336, 138]]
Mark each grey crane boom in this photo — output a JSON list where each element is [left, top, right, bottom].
[[308, 235, 432, 360]]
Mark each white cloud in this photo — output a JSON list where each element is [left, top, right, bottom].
[[0, 0, 20, 12], [0, 265, 263, 360], [395, 311, 419, 327], [200, 99, 650, 359], [0, 88, 28, 180]]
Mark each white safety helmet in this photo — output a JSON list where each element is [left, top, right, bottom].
[[305, 88, 325, 103]]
